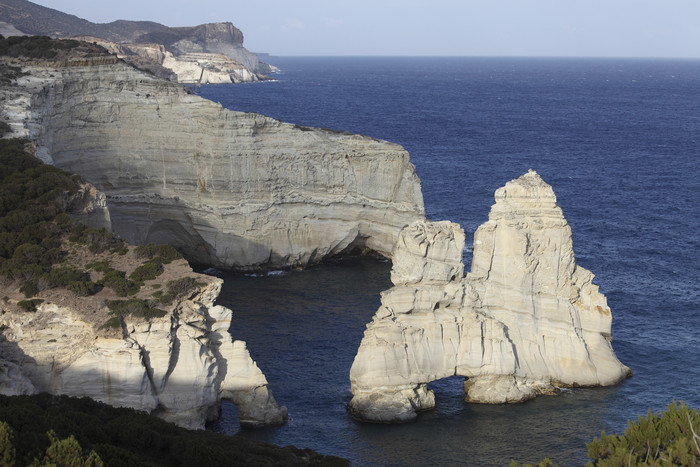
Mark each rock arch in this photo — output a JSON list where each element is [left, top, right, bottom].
[[348, 171, 631, 423]]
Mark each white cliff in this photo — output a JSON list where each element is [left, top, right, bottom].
[[348, 170, 630, 423], [3, 58, 424, 270], [0, 271, 287, 430], [75, 37, 266, 84]]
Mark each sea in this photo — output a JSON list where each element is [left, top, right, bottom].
[[199, 57, 700, 466]]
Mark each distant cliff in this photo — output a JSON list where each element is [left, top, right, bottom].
[[0, 0, 275, 83], [1, 38, 425, 270]]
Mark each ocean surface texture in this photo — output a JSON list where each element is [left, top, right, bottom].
[[201, 57, 700, 466]]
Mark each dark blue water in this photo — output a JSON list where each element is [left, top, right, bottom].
[[203, 57, 700, 466]]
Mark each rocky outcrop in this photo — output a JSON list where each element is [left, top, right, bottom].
[[3, 58, 424, 270], [73, 36, 269, 84], [348, 171, 630, 423], [0, 277, 287, 430], [0, 1, 275, 82]]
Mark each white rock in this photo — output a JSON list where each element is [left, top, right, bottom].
[[348, 171, 631, 422], [0, 280, 286, 430], [7, 61, 424, 270]]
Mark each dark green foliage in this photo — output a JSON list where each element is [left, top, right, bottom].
[[99, 270, 139, 297], [85, 260, 111, 273], [107, 298, 167, 320], [17, 299, 43, 312], [0, 421, 16, 466], [0, 394, 346, 466], [0, 35, 83, 59], [586, 401, 700, 466], [35, 430, 103, 466], [156, 276, 201, 305], [69, 226, 127, 254], [19, 281, 38, 298], [99, 316, 122, 331], [128, 260, 164, 283], [134, 243, 182, 264]]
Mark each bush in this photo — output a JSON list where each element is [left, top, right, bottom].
[[19, 281, 38, 298], [134, 243, 182, 264], [85, 260, 111, 273], [107, 298, 166, 321], [17, 298, 43, 312], [129, 260, 164, 283], [66, 280, 96, 297], [587, 401, 700, 466], [156, 277, 201, 305], [99, 316, 122, 330], [100, 270, 139, 297]]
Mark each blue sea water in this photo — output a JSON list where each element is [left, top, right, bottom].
[[201, 57, 700, 465]]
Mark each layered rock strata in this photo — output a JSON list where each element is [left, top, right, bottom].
[[348, 170, 630, 423], [0, 276, 287, 430], [0, 1, 274, 81], [4, 58, 424, 270]]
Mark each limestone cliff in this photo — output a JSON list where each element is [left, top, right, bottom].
[[3, 56, 424, 270], [0, 1, 275, 82], [348, 171, 630, 423], [0, 263, 287, 430]]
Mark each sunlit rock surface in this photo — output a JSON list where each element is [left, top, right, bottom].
[[348, 171, 630, 423], [6, 59, 424, 270], [0, 279, 287, 430]]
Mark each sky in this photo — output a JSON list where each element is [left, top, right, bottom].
[[30, 0, 700, 58]]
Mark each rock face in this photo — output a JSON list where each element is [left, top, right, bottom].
[[74, 36, 269, 84], [348, 171, 630, 423], [0, 1, 275, 82], [4, 59, 424, 270], [0, 279, 287, 430]]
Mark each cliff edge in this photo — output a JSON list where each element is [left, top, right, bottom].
[[1, 39, 425, 270], [0, 0, 276, 83]]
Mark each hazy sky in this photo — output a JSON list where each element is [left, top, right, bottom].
[[31, 0, 700, 58]]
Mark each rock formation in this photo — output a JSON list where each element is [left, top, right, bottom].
[[2, 54, 424, 270], [348, 170, 630, 423], [0, 273, 287, 430], [0, 0, 275, 83]]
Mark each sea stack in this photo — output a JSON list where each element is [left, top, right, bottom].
[[348, 170, 630, 423]]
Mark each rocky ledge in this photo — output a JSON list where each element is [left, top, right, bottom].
[[348, 171, 631, 423], [0, 249, 287, 430]]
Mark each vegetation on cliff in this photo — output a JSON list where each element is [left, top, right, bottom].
[[512, 402, 700, 466], [0, 393, 347, 466], [0, 137, 210, 331]]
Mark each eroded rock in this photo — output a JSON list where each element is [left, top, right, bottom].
[[5, 59, 424, 270], [348, 170, 631, 423]]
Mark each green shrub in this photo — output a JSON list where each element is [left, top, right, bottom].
[[86, 260, 111, 273], [41, 266, 87, 287], [134, 243, 182, 264], [0, 421, 15, 466], [99, 316, 122, 330], [36, 430, 103, 467], [17, 298, 43, 312], [156, 277, 201, 305], [586, 401, 700, 466], [100, 270, 139, 297], [66, 280, 96, 297], [19, 280, 38, 298], [107, 298, 166, 321], [129, 260, 164, 283]]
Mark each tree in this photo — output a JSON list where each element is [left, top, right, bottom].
[[587, 401, 700, 466]]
